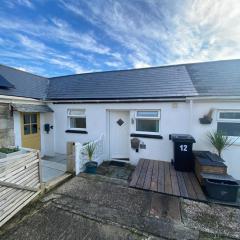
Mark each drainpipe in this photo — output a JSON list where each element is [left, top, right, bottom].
[[189, 99, 193, 133]]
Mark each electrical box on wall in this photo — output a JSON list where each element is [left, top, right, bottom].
[[140, 143, 146, 149], [44, 123, 53, 134]]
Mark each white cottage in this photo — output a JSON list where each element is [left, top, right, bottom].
[[0, 59, 240, 179]]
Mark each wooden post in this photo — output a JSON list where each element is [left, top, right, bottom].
[[66, 142, 75, 174]]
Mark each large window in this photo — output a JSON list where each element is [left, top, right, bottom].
[[68, 109, 86, 130], [217, 111, 240, 137], [135, 110, 160, 133]]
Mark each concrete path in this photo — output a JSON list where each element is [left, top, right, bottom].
[[1, 174, 239, 240], [41, 154, 67, 182]]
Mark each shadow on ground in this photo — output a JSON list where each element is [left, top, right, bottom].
[[0, 165, 239, 240]]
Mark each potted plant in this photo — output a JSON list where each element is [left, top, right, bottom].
[[84, 142, 98, 174], [207, 131, 235, 158]]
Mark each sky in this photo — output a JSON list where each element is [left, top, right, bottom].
[[0, 0, 240, 77]]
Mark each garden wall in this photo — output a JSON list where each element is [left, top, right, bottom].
[[0, 103, 14, 147]]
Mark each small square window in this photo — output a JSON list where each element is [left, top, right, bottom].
[[70, 117, 86, 129], [31, 123, 38, 134], [136, 119, 159, 132], [68, 109, 86, 130], [23, 114, 31, 124], [135, 110, 160, 133], [217, 111, 240, 137], [24, 125, 31, 135]]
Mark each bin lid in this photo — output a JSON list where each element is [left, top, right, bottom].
[[201, 173, 236, 181], [170, 134, 196, 143], [194, 151, 226, 167]]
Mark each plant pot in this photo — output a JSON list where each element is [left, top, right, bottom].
[[85, 161, 98, 174]]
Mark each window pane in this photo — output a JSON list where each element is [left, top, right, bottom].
[[70, 117, 86, 129], [24, 125, 31, 135], [31, 114, 37, 124], [31, 124, 38, 134], [68, 109, 85, 116], [219, 112, 240, 120], [137, 111, 159, 118], [136, 119, 159, 132], [23, 114, 31, 124], [217, 122, 240, 136]]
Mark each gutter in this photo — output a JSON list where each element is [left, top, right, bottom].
[[44, 97, 187, 104], [0, 95, 42, 104], [186, 96, 240, 101]]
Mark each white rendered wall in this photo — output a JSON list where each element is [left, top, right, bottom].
[[50, 100, 240, 179], [13, 111, 21, 147], [51, 102, 190, 164], [190, 100, 240, 179]]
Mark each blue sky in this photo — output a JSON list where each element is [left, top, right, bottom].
[[0, 0, 239, 77]]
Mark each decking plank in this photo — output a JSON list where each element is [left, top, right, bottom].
[[169, 164, 180, 196], [136, 159, 149, 189], [176, 171, 189, 198], [150, 160, 159, 191], [188, 172, 207, 201], [182, 172, 197, 199], [129, 159, 206, 202], [157, 161, 165, 192], [129, 159, 144, 187], [143, 160, 154, 190], [164, 162, 173, 194]]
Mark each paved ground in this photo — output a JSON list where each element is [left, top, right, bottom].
[[0, 173, 240, 240], [41, 154, 67, 182]]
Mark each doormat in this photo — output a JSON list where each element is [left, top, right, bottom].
[[109, 161, 126, 167]]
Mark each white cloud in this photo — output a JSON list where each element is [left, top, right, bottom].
[[1, 0, 240, 76], [133, 61, 151, 69], [17, 0, 34, 8], [5, 0, 34, 9], [62, 0, 240, 66], [18, 34, 47, 52]]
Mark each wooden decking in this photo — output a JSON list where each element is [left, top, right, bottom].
[[129, 159, 206, 201]]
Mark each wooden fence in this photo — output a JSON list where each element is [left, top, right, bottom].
[[0, 150, 42, 227]]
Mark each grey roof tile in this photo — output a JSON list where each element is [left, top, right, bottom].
[[47, 65, 198, 100], [0, 64, 48, 99], [0, 74, 15, 88], [1, 59, 240, 101], [186, 59, 240, 96]]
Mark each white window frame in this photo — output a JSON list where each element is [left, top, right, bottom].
[[135, 110, 161, 134], [217, 110, 240, 143], [67, 109, 86, 130]]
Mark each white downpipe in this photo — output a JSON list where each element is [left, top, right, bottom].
[[75, 142, 82, 175], [189, 99, 193, 133]]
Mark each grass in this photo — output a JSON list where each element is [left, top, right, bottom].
[[0, 147, 19, 154]]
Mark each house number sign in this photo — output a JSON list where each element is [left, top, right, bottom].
[[180, 145, 188, 152]]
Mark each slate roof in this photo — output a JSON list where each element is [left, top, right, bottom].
[[0, 59, 240, 101], [48, 65, 197, 100], [11, 103, 53, 112], [0, 75, 15, 89], [0, 64, 48, 100], [48, 59, 240, 100], [186, 60, 240, 96]]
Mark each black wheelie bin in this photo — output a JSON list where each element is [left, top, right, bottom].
[[169, 134, 196, 172]]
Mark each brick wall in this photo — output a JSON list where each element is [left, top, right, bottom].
[[0, 103, 14, 147]]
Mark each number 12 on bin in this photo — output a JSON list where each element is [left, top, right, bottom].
[[180, 145, 188, 152]]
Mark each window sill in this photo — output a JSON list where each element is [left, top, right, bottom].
[[65, 130, 88, 134], [130, 133, 163, 139]]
